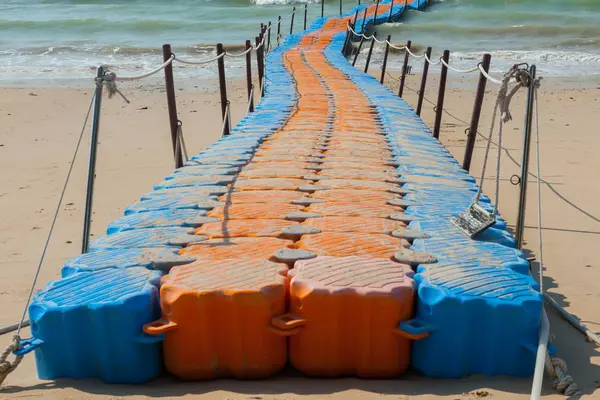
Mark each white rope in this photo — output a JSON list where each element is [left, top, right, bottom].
[[478, 63, 503, 84], [225, 47, 253, 57], [175, 52, 225, 65], [405, 46, 426, 59], [424, 52, 442, 66], [110, 55, 174, 81], [388, 42, 407, 50], [347, 24, 407, 50], [439, 57, 480, 74]]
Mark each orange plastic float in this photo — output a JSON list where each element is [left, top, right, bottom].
[[144, 259, 289, 379], [278, 256, 415, 378], [207, 203, 303, 219], [218, 190, 307, 204], [303, 216, 406, 235], [181, 237, 293, 260], [295, 232, 409, 258], [195, 219, 298, 238]]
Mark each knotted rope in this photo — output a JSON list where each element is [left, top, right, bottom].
[[0, 336, 23, 387]]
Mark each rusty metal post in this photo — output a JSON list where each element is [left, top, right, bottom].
[[352, 34, 365, 66], [515, 65, 537, 250], [277, 16, 281, 46], [380, 34, 391, 83], [245, 40, 254, 113], [162, 44, 182, 168], [364, 33, 376, 73], [416, 46, 432, 116], [256, 36, 265, 97], [398, 39, 411, 97], [360, 7, 368, 31], [290, 7, 296, 34], [81, 66, 105, 254], [304, 4, 308, 30], [433, 49, 450, 139], [463, 53, 492, 171], [267, 21, 271, 52], [216, 43, 229, 136]]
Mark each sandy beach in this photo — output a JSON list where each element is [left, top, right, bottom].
[[1, 68, 599, 399]]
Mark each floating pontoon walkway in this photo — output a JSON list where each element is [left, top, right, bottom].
[[20, 0, 542, 383]]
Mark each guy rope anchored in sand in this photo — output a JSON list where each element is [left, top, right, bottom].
[[1, 1, 598, 399]]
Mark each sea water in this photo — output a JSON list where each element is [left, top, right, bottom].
[[0, 0, 599, 87]]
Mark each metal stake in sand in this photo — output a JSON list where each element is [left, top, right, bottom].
[[256, 36, 265, 97], [162, 44, 183, 168], [304, 4, 308, 30], [277, 16, 282, 46], [515, 64, 537, 249], [416, 46, 432, 116], [81, 66, 104, 254], [398, 40, 411, 97], [245, 40, 254, 113], [380, 34, 391, 83], [433, 49, 450, 139], [463, 53, 491, 171], [352, 34, 366, 67], [364, 32, 376, 73], [290, 6, 296, 34], [267, 21, 272, 52], [216, 43, 229, 136]]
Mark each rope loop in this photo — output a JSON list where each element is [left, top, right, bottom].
[[0, 336, 24, 387]]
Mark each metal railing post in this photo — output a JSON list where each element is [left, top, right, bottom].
[[398, 40, 411, 97], [380, 34, 391, 83], [267, 21, 271, 52], [352, 35, 365, 66], [245, 40, 254, 113], [216, 43, 229, 136], [463, 53, 492, 171], [515, 65, 537, 249], [388, 0, 394, 22], [277, 16, 282, 46], [81, 66, 104, 254], [290, 7, 296, 34], [304, 4, 308, 30], [416, 46, 432, 116], [321, 0, 324, 18], [433, 49, 450, 139], [255, 36, 265, 97], [162, 44, 183, 168], [340, 0, 343, 15], [364, 33, 376, 73]]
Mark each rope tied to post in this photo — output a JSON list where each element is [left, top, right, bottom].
[[0, 336, 23, 387], [473, 64, 530, 213]]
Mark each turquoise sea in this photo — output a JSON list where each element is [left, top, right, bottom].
[[1, 0, 599, 86]]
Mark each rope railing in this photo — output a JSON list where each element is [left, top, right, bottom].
[[346, 23, 508, 83]]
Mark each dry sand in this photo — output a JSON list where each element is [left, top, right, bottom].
[[0, 68, 599, 399]]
